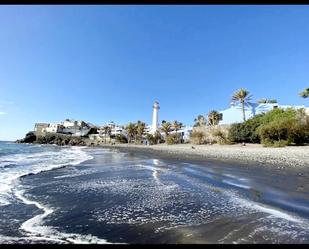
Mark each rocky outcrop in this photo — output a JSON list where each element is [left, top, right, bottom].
[[16, 133, 87, 146], [16, 132, 37, 143]]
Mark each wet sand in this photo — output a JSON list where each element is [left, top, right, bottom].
[[2, 146, 309, 244], [99, 143, 309, 197], [99, 143, 309, 169]]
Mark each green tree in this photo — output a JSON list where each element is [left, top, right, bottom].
[[161, 122, 172, 143], [193, 115, 206, 127], [172, 120, 184, 144], [299, 87, 309, 98], [102, 125, 111, 144], [146, 131, 163, 145], [136, 120, 146, 143], [207, 110, 223, 126], [125, 122, 137, 143], [231, 88, 252, 122]]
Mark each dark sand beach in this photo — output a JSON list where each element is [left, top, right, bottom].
[[100, 144, 309, 197], [2, 145, 308, 244]]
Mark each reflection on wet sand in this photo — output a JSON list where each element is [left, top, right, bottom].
[[9, 148, 309, 244]]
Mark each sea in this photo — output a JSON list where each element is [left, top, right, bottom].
[[0, 140, 308, 244]]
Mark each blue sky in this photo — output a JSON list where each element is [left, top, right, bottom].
[[1, 5, 309, 141]]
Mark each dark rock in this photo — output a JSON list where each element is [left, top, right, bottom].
[[16, 131, 37, 143], [17, 131, 88, 147]]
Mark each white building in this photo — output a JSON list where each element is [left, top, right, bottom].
[[62, 119, 91, 136], [34, 123, 50, 136], [43, 124, 63, 133], [218, 102, 307, 125], [98, 122, 128, 138], [42, 119, 91, 136], [151, 101, 160, 134]]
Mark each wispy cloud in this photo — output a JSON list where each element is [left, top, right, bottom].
[[0, 100, 14, 105], [0, 100, 13, 115]]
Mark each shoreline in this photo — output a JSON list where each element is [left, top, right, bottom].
[[2, 141, 309, 243], [97, 143, 309, 172], [13, 146, 309, 244], [96, 143, 309, 196]]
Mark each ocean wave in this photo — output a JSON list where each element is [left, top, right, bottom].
[[13, 189, 111, 244], [0, 144, 114, 244], [0, 146, 93, 206]]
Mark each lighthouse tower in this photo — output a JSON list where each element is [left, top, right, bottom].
[[151, 101, 160, 134]]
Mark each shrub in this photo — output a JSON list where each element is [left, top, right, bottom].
[[258, 116, 309, 146], [262, 139, 289, 147], [288, 120, 309, 144], [258, 118, 292, 146], [211, 128, 231, 145], [228, 123, 247, 143], [146, 131, 163, 145], [190, 131, 206, 145], [166, 133, 179, 145], [228, 114, 264, 143], [228, 108, 309, 146]]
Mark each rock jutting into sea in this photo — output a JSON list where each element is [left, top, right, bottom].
[[16, 132, 87, 146]]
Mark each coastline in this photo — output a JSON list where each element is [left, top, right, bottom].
[[97, 143, 309, 171], [2, 141, 309, 243], [11, 147, 308, 244], [97, 143, 309, 196]]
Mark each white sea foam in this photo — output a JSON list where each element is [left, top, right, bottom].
[[0, 145, 115, 244], [234, 196, 303, 223], [62, 156, 308, 243], [0, 147, 116, 244], [14, 189, 111, 244], [0, 146, 92, 206]]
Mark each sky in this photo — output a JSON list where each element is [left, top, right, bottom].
[[1, 5, 309, 141]]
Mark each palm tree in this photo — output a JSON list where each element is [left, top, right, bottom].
[[160, 122, 172, 143], [172, 120, 184, 143], [207, 110, 223, 126], [193, 115, 206, 127], [136, 120, 146, 143], [102, 125, 111, 144], [231, 88, 252, 122], [125, 122, 137, 143], [299, 87, 309, 98]]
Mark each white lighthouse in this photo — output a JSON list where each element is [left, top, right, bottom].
[[151, 101, 160, 134]]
